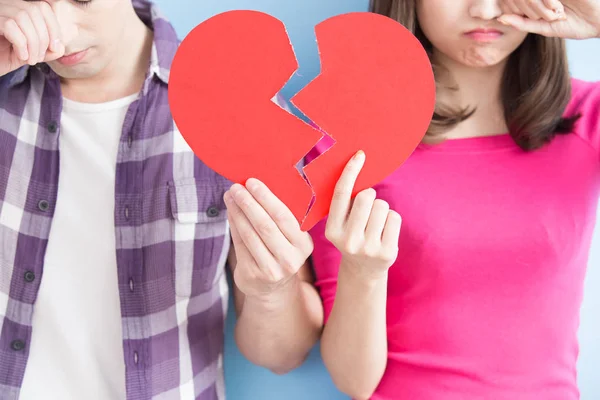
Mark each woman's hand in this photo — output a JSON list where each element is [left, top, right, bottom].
[[498, 0, 600, 39], [324, 151, 402, 281]]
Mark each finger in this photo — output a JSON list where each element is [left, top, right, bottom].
[[346, 188, 376, 236], [503, 0, 525, 15], [38, 2, 63, 55], [224, 190, 281, 274], [364, 199, 390, 243], [381, 211, 402, 251], [513, 0, 543, 19], [499, 2, 515, 15], [27, 5, 49, 64], [230, 184, 300, 266], [245, 178, 312, 251], [327, 150, 366, 230], [2, 19, 29, 61], [14, 10, 38, 65], [227, 206, 257, 266], [498, 14, 557, 36], [542, 0, 566, 19], [527, 0, 563, 21]]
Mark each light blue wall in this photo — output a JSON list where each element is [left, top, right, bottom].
[[152, 1, 600, 399], [567, 38, 600, 400]]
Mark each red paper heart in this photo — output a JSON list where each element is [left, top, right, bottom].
[[169, 10, 435, 231]]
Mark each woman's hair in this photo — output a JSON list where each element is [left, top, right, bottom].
[[371, 0, 579, 151]]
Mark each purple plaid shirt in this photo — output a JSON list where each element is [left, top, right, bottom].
[[0, 2, 232, 399]]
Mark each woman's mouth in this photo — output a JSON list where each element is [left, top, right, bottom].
[[464, 28, 504, 42]]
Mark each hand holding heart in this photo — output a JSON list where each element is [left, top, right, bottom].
[[324, 151, 401, 280], [226, 151, 402, 298], [498, 0, 600, 39], [224, 178, 314, 299]]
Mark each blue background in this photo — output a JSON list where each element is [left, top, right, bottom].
[[152, 1, 600, 399]]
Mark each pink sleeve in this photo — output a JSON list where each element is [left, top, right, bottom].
[[305, 137, 341, 323], [567, 79, 600, 161], [308, 218, 342, 323]]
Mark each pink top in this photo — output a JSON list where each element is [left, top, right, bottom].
[[307, 79, 600, 400]]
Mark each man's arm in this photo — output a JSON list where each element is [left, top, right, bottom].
[[229, 248, 323, 374], [223, 180, 324, 374]]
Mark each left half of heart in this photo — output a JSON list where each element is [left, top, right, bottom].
[[168, 10, 323, 227]]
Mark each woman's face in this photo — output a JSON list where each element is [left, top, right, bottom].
[[417, 0, 528, 68]]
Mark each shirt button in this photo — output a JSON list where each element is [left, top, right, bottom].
[[38, 200, 50, 212], [206, 206, 220, 218], [47, 121, 58, 134], [11, 340, 25, 351], [24, 271, 35, 283]]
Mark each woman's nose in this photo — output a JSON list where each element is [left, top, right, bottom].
[[469, 0, 503, 20]]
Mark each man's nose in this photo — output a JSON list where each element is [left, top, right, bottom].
[[51, 1, 78, 48]]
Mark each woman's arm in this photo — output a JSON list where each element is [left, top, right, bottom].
[[318, 151, 402, 399], [321, 265, 389, 399]]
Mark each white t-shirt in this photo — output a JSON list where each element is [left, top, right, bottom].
[[20, 93, 138, 400]]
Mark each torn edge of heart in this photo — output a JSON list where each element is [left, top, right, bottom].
[[269, 47, 337, 228]]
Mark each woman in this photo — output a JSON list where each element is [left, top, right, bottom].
[[307, 0, 600, 399], [224, 0, 600, 398]]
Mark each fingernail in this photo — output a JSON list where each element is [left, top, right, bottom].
[[231, 184, 245, 198], [498, 17, 509, 25], [50, 39, 62, 53], [223, 191, 231, 203], [245, 178, 258, 191], [354, 150, 365, 161]]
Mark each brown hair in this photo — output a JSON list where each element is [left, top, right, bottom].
[[371, 0, 579, 151]]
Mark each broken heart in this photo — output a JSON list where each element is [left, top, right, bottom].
[[168, 10, 435, 231]]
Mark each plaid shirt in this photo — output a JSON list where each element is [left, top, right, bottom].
[[0, 2, 232, 399]]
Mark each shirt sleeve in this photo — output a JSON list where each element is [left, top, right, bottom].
[[568, 79, 600, 162], [308, 217, 342, 323]]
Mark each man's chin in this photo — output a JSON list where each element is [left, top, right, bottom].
[[47, 62, 98, 80]]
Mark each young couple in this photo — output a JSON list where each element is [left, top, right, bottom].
[[0, 0, 598, 399]]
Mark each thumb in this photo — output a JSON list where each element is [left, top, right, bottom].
[[498, 14, 557, 36], [42, 44, 66, 63]]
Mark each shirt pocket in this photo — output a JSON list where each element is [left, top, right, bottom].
[[168, 177, 230, 298]]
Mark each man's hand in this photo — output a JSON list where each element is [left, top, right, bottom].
[[0, 0, 65, 76], [224, 178, 314, 301], [498, 0, 600, 39]]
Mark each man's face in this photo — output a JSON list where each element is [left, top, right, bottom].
[[42, 0, 133, 80]]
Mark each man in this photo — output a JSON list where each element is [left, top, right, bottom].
[[0, 1, 322, 399]]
